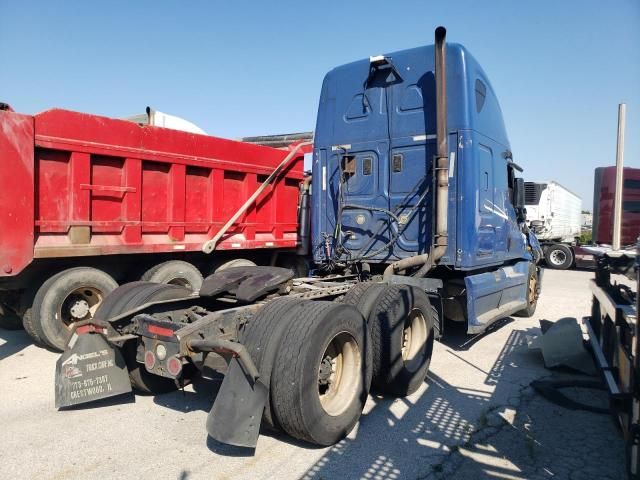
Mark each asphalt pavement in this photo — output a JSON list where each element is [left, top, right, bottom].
[[0, 268, 627, 480]]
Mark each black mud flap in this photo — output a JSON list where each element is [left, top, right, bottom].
[[55, 333, 132, 408], [206, 356, 268, 448]]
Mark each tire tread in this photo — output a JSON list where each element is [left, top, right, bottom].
[[271, 301, 340, 442]]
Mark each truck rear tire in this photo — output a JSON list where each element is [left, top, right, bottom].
[[270, 301, 372, 446], [240, 297, 306, 429], [93, 282, 193, 394], [342, 282, 386, 319], [141, 260, 203, 291], [544, 244, 573, 270], [368, 285, 435, 396], [30, 267, 118, 351]]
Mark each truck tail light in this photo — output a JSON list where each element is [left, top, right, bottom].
[[148, 324, 175, 337], [76, 324, 107, 335], [166, 356, 182, 377], [144, 350, 156, 370]]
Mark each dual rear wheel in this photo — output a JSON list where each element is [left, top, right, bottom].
[[343, 283, 436, 396], [241, 283, 436, 446], [244, 298, 371, 446]]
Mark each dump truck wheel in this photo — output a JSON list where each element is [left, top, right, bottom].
[[212, 258, 257, 273], [368, 285, 435, 396], [240, 297, 306, 429], [22, 309, 44, 344], [30, 267, 118, 351], [342, 282, 386, 319], [544, 244, 573, 270], [270, 301, 372, 446], [141, 260, 203, 291], [94, 282, 193, 394], [514, 264, 539, 318]]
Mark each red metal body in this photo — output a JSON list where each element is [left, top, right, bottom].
[[0, 107, 305, 279], [593, 166, 640, 246]]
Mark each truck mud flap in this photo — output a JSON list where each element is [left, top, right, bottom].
[[55, 333, 131, 408], [206, 357, 267, 448]]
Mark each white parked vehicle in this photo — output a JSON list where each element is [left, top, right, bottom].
[[126, 107, 207, 134], [525, 181, 582, 269]]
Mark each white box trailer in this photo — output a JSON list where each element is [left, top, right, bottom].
[[525, 181, 583, 269]]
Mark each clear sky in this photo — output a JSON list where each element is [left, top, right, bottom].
[[1, 0, 638, 208]]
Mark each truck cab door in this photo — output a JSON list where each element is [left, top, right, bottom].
[[322, 69, 391, 259]]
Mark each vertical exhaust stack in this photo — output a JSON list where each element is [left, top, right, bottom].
[[433, 25, 449, 263], [383, 26, 449, 279]]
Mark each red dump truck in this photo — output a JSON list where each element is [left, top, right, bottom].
[[0, 103, 308, 349]]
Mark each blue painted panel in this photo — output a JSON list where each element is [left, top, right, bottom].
[[455, 130, 528, 270], [477, 143, 496, 259], [312, 42, 522, 269], [464, 260, 530, 333]]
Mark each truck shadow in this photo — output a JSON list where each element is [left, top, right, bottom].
[[148, 318, 622, 479], [440, 317, 515, 352], [293, 326, 554, 480], [0, 328, 33, 361], [152, 369, 224, 414]]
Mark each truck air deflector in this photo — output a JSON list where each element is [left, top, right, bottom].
[[312, 40, 513, 268]]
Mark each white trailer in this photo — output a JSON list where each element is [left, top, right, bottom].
[[525, 181, 583, 269]]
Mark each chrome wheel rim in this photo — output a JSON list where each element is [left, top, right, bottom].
[[549, 249, 566, 266]]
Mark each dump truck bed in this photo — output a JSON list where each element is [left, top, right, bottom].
[[0, 107, 304, 278]]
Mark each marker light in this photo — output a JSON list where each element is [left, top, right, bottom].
[[144, 350, 156, 371], [166, 356, 183, 377], [156, 344, 167, 361]]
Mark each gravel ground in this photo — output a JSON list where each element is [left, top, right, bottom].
[[0, 268, 627, 479]]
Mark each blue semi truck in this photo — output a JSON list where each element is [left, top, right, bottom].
[[54, 27, 542, 449]]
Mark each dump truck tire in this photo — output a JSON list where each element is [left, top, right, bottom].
[[22, 308, 44, 344], [212, 258, 257, 273], [240, 297, 306, 429], [94, 282, 193, 394], [30, 267, 118, 351], [270, 301, 372, 446], [544, 243, 573, 270], [514, 264, 539, 318], [368, 285, 435, 396], [141, 260, 203, 291]]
